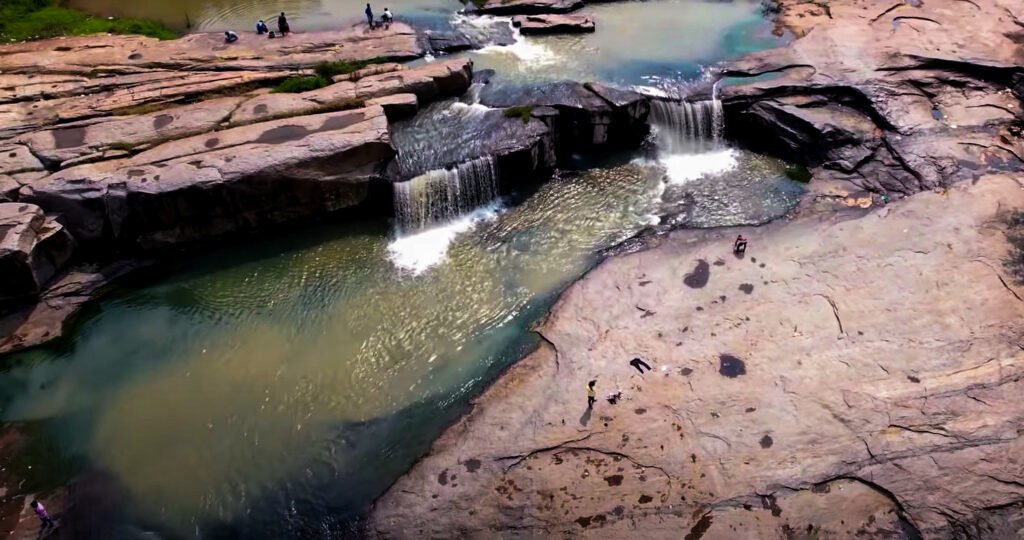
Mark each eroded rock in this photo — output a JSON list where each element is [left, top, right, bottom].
[[0, 203, 74, 301], [512, 14, 595, 34]]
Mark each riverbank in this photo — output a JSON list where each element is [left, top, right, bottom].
[[369, 173, 1024, 538], [0, 0, 177, 43]]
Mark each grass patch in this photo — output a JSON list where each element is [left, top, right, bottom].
[[503, 105, 535, 123], [469, 0, 489, 7], [105, 141, 138, 152], [314, 59, 387, 80], [113, 101, 174, 116], [784, 163, 812, 183], [0, 0, 178, 42], [273, 76, 330, 94]]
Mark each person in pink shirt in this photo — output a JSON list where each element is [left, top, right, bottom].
[[31, 500, 55, 529]]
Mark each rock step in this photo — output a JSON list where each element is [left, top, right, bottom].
[[0, 203, 74, 302], [512, 14, 596, 35]]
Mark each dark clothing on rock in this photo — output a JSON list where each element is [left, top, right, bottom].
[[278, 14, 290, 35], [366, 5, 374, 26], [629, 357, 652, 374]]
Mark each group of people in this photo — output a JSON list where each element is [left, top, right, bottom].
[[224, 12, 291, 43], [365, 4, 395, 30], [224, 6, 396, 44]]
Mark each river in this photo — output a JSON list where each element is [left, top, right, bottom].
[[1, 1, 800, 537]]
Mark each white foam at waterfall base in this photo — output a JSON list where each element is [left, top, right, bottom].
[[477, 24, 557, 66], [662, 149, 738, 184], [387, 203, 503, 275]]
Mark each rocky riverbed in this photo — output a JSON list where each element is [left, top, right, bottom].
[[369, 173, 1024, 538]]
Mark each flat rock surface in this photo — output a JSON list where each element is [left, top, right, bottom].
[[370, 175, 1024, 538], [512, 14, 596, 34], [0, 26, 423, 74], [474, 0, 583, 15]]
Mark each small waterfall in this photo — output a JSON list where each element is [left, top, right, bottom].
[[649, 86, 724, 154], [393, 156, 499, 232]]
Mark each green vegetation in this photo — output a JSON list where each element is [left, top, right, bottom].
[[106, 141, 138, 152], [275, 59, 389, 94], [503, 105, 535, 123], [784, 163, 812, 183], [0, 0, 178, 42], [274, 76, 330, 94], [470, 0, 490, 7]]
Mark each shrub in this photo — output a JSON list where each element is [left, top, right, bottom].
[[503, 105, 535, 123], [784, 164, 812, 183]]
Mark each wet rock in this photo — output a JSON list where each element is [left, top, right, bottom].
[[512, 14, 595, 35], [0, 203, 74, 301], [472, 0, 583, 16], [20, 107, 394, 249], [478, 80, 650, 153], [367, 93, 419, 120]]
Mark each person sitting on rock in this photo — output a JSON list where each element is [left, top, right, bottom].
[[278, 12, 290, 36], [733, 234, 747, 255], [256, 20, 268, 34], [224, 30, 239, 44], [381, 8, 393, 29]]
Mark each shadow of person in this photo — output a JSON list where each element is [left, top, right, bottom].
[[579, 406, 593, 426]]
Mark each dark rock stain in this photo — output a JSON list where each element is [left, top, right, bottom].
[[153, 114, 174, 130], [745, 407, 756, 413], [719, 354, 746, 378], [612, 505, 625, 516], [126, 169, 146, 178], [759, 435, 774, 448], [761, 494, 782, 516], [128, 53, 142, 60], [739, 283, 754, 294], [604, 474, 623, 486], [464, 458, 481, 473], [638, 280, 652, 286], [680, 367, 693, 376], [683, 259, 710, 288], [204, 138, 220, 149], [52, 127, 86, 149], [575, 516, 593, 528], [685, 514, 713, 540], [256, 125, 310, 144], [437, 469, 448, 486], [713, 259, 726, 266], [907, 375, 921, 383], [254, 104, 269, 115], [638, 494, 653, 504], [634, 408, 646, 415]]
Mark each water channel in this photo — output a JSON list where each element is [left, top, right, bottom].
[[2, 0, 803, 537]]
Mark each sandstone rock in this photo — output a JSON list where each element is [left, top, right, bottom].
[[721, 0, 1024, 195], [370, 175, 1024, 539], [0, 144, 45, 175], [17, 97, 247, 167], [367, 93, 419, 120], [229, 59, 472, 126], [331, 63, 405, 82], [0, 71, 292, 139], [473, 0, 583, 15], [0, 26, 423, 75], [20, 106, 394, 249], [512, 14, 595, 34], [0, 203, 74, 301]]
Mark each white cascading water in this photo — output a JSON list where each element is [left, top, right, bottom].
[[388, 156, 501, 275], [649, 81, 737, 184], [393, 156, 499, 233]]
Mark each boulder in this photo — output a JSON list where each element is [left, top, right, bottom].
[[478, 80, 650, 154], [472, 0, 583, 15], [422, 20, 515, 53], [512, 14, 595, 34], [19, 106, 394, 249], [0, 203, 74, 301]]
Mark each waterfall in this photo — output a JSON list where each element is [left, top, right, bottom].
[[649, 86, 724, 154], [393, 156, 499, 232]]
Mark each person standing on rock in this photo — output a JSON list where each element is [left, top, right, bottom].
[[277, 12, 290, 36], [381, 8, 393, 29], [31, 500, 55, 530], [587, 380, 597, 409], [365, 4, 375, 28]]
